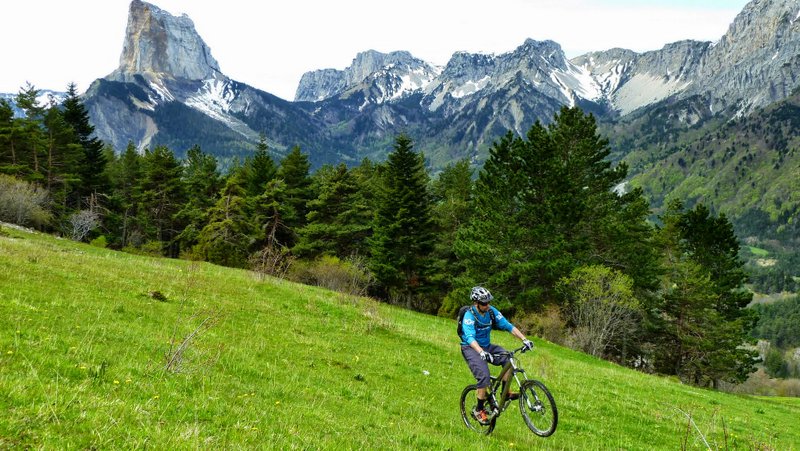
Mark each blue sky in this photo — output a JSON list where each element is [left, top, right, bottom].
[[1, 0, 752, 100]]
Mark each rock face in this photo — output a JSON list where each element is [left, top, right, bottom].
[[696, 0, 800, 113], [109, 0, 221, 83], [84, 1, 344, 165], [295, 50, 442, 103]]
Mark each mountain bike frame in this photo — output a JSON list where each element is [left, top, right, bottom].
[[485, 346, 528, 417]]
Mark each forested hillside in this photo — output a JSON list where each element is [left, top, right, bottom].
[[601, 91, 800, 295]]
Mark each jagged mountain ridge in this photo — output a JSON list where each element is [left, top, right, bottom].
[[76, 0, 800, 170]]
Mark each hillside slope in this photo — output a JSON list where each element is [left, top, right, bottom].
[[1, 225, 798, 449]]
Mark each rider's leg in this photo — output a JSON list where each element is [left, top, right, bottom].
[[461, 345, 491, 410]]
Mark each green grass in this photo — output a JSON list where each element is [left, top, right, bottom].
[[1, 226, 799, 450], [749, 246, 770, 257]]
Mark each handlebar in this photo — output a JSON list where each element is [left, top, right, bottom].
[[492, 344, 532, 358]]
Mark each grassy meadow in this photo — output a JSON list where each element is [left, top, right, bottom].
[[1, 225, 799, 450]]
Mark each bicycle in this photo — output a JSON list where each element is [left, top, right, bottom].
[[459, 345, 558, 436]]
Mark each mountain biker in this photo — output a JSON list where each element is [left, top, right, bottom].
[[460, 286, 534, 425]]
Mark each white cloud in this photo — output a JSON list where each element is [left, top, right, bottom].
[[0, 0, 749, 100]]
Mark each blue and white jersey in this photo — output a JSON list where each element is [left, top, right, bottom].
[[460, 305, 514, 347]]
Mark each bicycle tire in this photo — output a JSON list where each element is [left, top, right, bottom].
[[459, 384, 496, 435], [519, 379, 558, 437]]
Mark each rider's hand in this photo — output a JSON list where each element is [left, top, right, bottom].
[[480, 350, 494, 363], [522, 339, 534, 351]]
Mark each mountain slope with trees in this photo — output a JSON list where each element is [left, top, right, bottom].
[[1, 93, 768, 390]]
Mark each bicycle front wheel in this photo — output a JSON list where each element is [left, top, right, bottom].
[[519, 379, 558, 437], [459, 384, 496, 435]]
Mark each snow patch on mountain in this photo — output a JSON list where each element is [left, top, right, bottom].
[[451, 76, 491, 99], [148, 79, 175, 102], [184, 79, 251, 136], [551, 63, 603, 103], [579, 59, 629, 97]]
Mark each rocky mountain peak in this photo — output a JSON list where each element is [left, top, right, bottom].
[[696, 0, 800, 112], [294, 49, 441, 102], [108, 0, 222, 84]]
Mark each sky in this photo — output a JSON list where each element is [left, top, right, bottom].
[[1, 0, 751, 101]]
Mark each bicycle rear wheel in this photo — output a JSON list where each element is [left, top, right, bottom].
[[519, 379, 558, 436], [459, 384, 496, 435]]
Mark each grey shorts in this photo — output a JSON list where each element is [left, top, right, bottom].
[[461, 344, 509, 388]]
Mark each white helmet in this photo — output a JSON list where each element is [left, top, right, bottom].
[[470, 286, 493, 304]]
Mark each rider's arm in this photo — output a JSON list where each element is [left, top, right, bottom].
[[510, 327, 527, 341], [491, 307, 530, 342], [462, 310, 485, 353]]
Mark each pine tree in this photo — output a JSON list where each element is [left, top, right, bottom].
[[650, 200, 758, 386], [454, 107, 657, 310], [13, 83, 47, 183], [369, 134, 436, 309], [294, 163, 372, 258], [40, 106, 82, 214], [106, 142, 144, 247], [174, 145, 222, 252], [0, 99, 17, 173], [242, 134, 277, 198], [196, 175, 253, 268], [62, 83, 107, 200], [430, 159, 473, 312], [276, 145, 313, 247], [139, 145, 185, 256]]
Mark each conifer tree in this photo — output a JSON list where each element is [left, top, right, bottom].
[[13, 84, 47, 182], [62, 83, 107, 199], [254, 178, 291, 248], [369, 134, 436, 308], [650, 200, 758, 386], [106, 142, 144, 247], [175, 145, 222, 252], [454, 107, 657, 310], [139, 145, 185, 255], [276, 145, 313, 247], [242, 134, 277, 198], [0, 99, 17, 173], [430, 159, 473, 311], [40, 106, 82, 214], [294, 163, 372, 258], [196, 175, 253, 268]]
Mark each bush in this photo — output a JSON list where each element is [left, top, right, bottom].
[[514, 305, 567, 345], [557, 265, 639, 358], [89, 235, 108, 248], [249, 243, 294, 280], [0, 174, 51, 228], [288, 255, 374, 296]]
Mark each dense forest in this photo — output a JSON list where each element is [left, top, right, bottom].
[[751, 296, 800, 379], [0, 84, 773, 388]]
